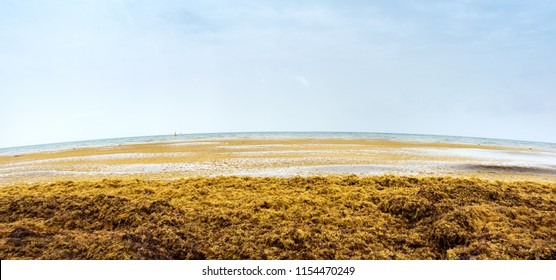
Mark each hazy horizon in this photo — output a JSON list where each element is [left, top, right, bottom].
[[3, 130, 556, 150], [2, 1, 555, 148]]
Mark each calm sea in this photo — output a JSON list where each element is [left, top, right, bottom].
[[1, 132, 556, 155]]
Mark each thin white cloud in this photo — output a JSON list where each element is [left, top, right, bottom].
[[295, 76, 310, 87]]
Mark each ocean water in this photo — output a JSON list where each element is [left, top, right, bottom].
[[1, 132, 556, 156]]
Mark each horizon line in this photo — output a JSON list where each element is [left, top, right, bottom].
[[1, 130, 556, 150]]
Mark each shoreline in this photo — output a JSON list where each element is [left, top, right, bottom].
[[2, 137, 555, 259], [1, 138, 555, 185], [0, 138, 556, 186]]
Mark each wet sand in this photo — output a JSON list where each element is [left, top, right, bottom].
[[1, 138, 555, 185]]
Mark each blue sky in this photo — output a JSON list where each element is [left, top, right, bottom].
[[1, 0, 555, 148]]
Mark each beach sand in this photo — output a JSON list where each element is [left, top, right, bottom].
[[1, 138, 555, 185], [1, 138, 555, 259]]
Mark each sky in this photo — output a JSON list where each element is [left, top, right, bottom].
[[1, 0, 555, 148]]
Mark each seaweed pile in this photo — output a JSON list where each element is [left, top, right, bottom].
[[1, 176, 555, 259]]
